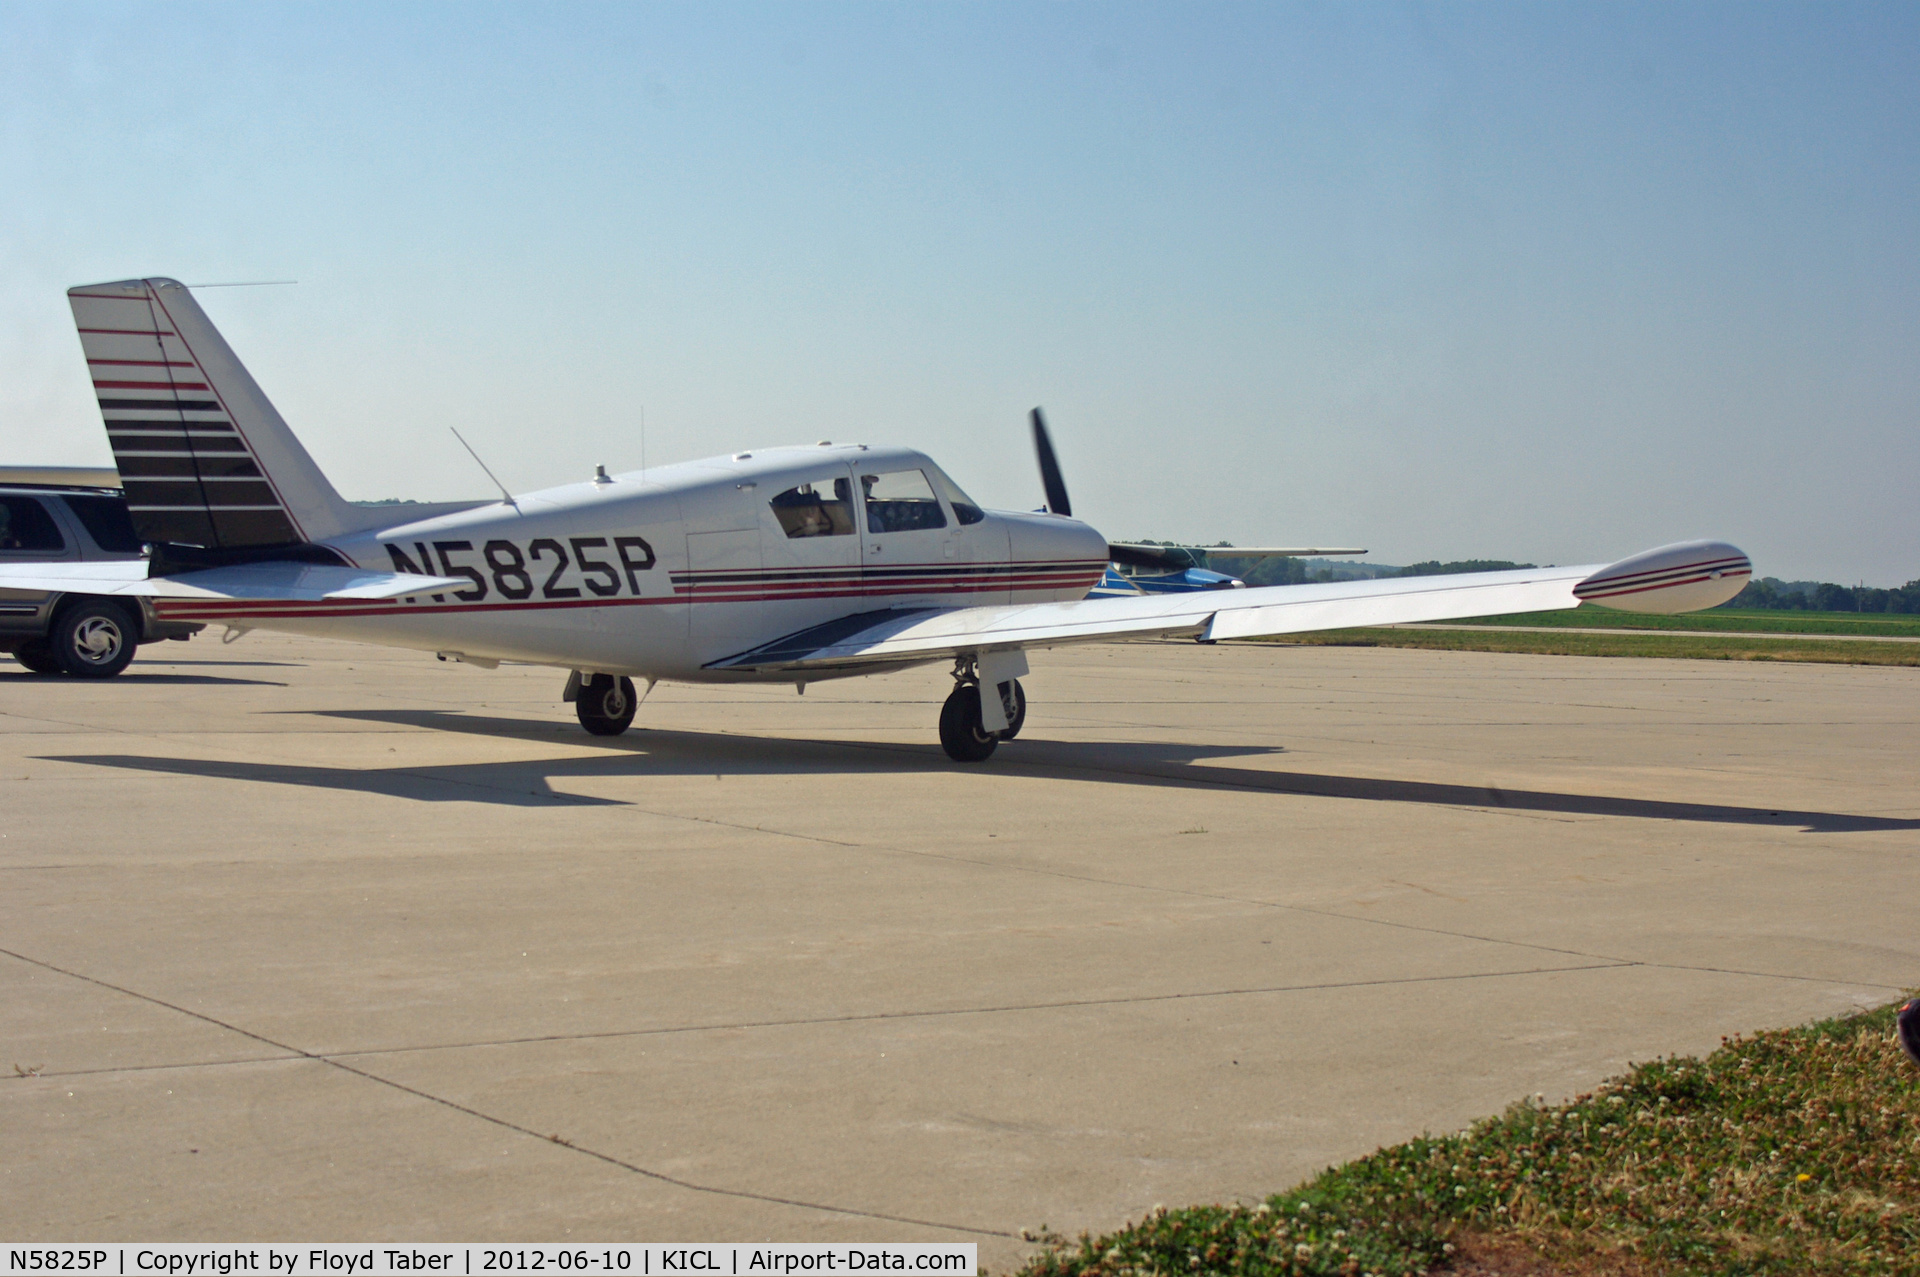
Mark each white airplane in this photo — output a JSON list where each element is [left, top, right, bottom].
[[1, 277, 1752, 761]]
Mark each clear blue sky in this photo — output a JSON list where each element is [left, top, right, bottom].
[[3, 2, 1915, 582]]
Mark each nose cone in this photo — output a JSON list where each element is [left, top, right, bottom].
[[996, 510, 1111, 602]]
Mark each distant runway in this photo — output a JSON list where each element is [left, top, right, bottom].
[[3, 636, 1914, 1262], [1389, 622, 1920, 642]]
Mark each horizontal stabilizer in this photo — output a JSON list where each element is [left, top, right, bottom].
[[0, 559, 463, 602]]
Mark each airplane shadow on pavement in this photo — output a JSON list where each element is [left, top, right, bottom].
[[3, 671, 287, 686], [37, 707, 1920, 834]]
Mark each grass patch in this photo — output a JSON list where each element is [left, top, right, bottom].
[[1262, 629, 1920, 666], [1438, 608, 1920, 639], [1016, 1000, 1919, 1276]]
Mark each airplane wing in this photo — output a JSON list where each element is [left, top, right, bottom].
[[711, 541, 1750, 675], [1112, 544, 1369, 559], [0, 559, 465, 602]]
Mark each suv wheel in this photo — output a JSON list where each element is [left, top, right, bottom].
[[51, 601, 138, 678], [12, 640, 64, 675]]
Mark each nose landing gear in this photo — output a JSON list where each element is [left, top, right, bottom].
[[570, 672, 639, 736], [938, 654, 1027, 762]]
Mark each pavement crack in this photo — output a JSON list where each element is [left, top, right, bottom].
[[15, 961, 1653, 1081], [0, 944, 1012, 1240], [319, 961, 1638, 1057]]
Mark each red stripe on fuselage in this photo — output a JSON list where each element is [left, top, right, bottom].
[[151, 575, 1105, 622]]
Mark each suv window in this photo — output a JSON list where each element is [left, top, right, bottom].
[[61, 494, 143, 553], [0, 496, 66, 553], [769, 478, 856, 538], [860, 469, 947, 534]]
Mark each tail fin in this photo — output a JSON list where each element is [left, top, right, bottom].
[[68, 277, 359, 549]]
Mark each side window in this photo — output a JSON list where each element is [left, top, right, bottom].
[[0, 496, 66, 553], [770, 477, 856, 538], [860, 469, 947, 534], [61, 494, 144, 553]]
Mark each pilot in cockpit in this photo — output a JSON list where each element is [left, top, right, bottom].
[[791, 503, 832, 537]]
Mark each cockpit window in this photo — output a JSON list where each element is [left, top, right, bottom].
[[860, 469, 947, 534], [927, 468, 985, 525], [769, 478, 856, 538]]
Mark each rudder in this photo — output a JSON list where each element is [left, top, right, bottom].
[[68, 277, 358, 549]]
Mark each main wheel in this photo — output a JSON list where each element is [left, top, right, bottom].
[[50, 601, 138, 678], [938, 683, 998, 762], [576, 674, 638, 736], [995, 679, 1027, 740], [11, 640, 63, 675]]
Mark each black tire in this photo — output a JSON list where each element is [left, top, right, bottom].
[[11, 640, 64, 675], [1899, 998, 1920, 1067], [576, 674, 638, 736], [938, 683, 998, 762], [49, 601, 138, 678]]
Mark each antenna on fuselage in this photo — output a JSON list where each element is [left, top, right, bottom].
[[450, 428, 518, 509]]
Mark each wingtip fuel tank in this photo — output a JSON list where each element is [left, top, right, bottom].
[[1574, 541, 1752, 614]]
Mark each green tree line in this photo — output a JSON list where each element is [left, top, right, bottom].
[[1726, 576, 1920, 613], [1201, 547, 1920, 613]]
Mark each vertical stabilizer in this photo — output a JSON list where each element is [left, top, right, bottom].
[[68, 277, 357, 548]]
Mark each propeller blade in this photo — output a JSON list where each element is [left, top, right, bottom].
[[1108, 543, 1192, 570], [1031, 407, 1071, 517]]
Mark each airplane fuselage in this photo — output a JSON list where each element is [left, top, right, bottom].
[[149, 445, 1110, 682]]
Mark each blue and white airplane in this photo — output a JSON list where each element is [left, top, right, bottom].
[[1088, 543, 1369, 598]]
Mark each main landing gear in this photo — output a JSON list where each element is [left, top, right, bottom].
[[573, 673, 638, 736], [938, 654, 1027, 763]]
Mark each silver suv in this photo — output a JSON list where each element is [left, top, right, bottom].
[[1, 483, 201, 677]]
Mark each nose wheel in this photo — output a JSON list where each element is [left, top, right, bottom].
[[576, 673, 639, 736], [938, 666, 1026, 762]]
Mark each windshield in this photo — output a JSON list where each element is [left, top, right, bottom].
[[859, 469, 947, 533], [925, 467, 985, 525]]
